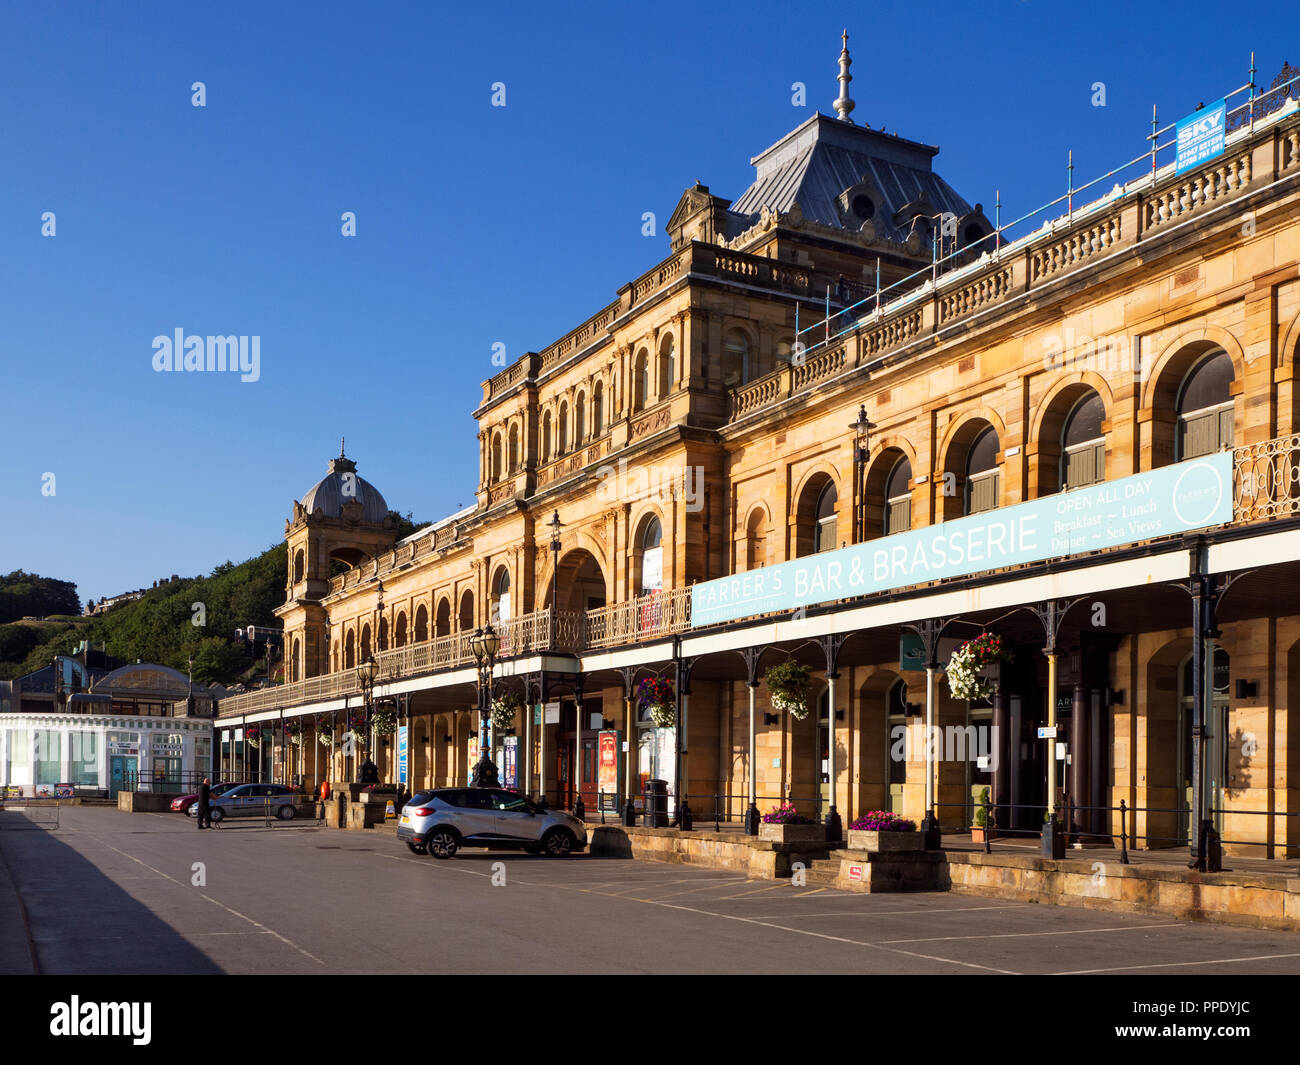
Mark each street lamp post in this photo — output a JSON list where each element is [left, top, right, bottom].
[[356, 655, 379, 784], [849, 404, 875, 543], [469, 626, 501, 788], [546, 510, 563, 648]]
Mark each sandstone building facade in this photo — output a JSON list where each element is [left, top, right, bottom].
[[219, 42, 1300, 861]]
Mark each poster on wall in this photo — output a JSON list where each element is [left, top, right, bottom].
[[467, 737, 478, 786], [503, 735, 517, 790], [597, 731, 619, 810], [397, 726, 408, 786]]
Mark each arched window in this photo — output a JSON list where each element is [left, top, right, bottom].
[[292, 549, 304, 584], [640, 517, 663, 594], [458, 590, 474, 633], [395, 612, 408, 648], [723, 329, 751, 387], [493, 569, 512, 624], [490, 434, 503, 482], [558, 401, 569, 454], [658, 334, 675, 399], [360, 624, 372, 662], [592, 381, 604, 437], [634, 349, 650, 412], [574, 392, 586, 447], [414, 604, 429, 643], [965, 427, 1000, 515], [291, 638, 300, 683], [745, 508, 769, 571], [1062, 393, 1106, 490], [435, 598, 451, 638], [542, 410, 552, 462], [815, 482, 838, 553], [344, 631, 356, 669], [1177, 350, 1234, 460], [508, 423, 519, 473], [884, 457, 912, 534]]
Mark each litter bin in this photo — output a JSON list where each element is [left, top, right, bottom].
[[647, 779, 669, 828]]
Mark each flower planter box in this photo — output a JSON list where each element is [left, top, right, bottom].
[[759, 823, 826, 844], [971, 827, 996, 843], [847, 829, 924, 852]]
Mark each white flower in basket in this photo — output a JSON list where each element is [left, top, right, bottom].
[[490, 694, 521, 731], [945, 633, 1005, 702], [370, 709, 396, 736], [649, 702, 676, 729], [318, 731, 335, 748], [772, 693, 810, 720]]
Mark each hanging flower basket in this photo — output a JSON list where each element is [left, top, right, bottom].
[[764, 660, 812, 721], [245, 726, 262, 750], [284, 721, 303, 747], [490, 692, 522, 731], [370, 708, 397, 736], [317, 728, 335, 749], [945, 632, 1006, 702], [636, 677, 676, 728]]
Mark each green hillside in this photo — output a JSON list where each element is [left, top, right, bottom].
[[0, 511, 428, 686]]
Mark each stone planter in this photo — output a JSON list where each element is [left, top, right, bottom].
[[759, 822, 826, 844], [847, 829, 924, 852]]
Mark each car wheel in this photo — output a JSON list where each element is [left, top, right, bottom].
[[541, 828, 574, 857], [405, 841, 427, 854], [209, 807, 225, 823], [277, 804, 296, 821], [425, 827, 460, 859]]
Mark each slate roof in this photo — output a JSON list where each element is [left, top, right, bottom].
[[730, 113, 974, 242]]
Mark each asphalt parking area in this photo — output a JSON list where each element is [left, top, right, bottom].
[[3, 807, 1299, 975]]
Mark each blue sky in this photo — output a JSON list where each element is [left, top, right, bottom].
[[0, 0, 1289, 605]]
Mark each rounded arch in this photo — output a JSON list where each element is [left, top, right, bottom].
[[491, 564, 513, 624], [394, 611, 408, 648], [545, 547, 609, 614], [490, 432, 503, 482], [863, 443, 916, 538], [939, 411, 1007, 520], [1032, 380, 1110, 494], [722, 325, 756, 388], [291, 637, 301, 683], [558, 400, 570, 454], [1144, 329, 1245, 468], [743, 502, 771, 571], [344, 629, 356, 669], [360, 623, 373, 661], [633, 348, 651, 412], [657, 331, 676, 399], [574, 391, 586, 447], [630, 507, 666, 594], [541, 409, 553, 462], [507, 422, 520, 473], [292, 549, 305, 584], [792, 465, 842, 557], [435, 597, 452, 638], [457, 589, 474, 633], [414, 603, 429, 643], [592, 379, 605, 437]]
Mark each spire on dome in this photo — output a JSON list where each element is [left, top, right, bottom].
[[834, 29, 858, 125]]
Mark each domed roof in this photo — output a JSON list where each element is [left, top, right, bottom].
[[299, 442, 389, 523]]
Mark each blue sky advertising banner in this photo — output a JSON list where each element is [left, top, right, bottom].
[[1175, 98, 1227, 174], [691, 452, 1233, 627]]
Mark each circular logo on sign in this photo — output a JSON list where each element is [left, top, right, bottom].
[[1172, 461, 1224, 527]]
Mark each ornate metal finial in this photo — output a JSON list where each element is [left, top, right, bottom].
[[835, 29, 856, 124]]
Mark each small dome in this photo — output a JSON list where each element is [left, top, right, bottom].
[[299, 443, 389, 523]]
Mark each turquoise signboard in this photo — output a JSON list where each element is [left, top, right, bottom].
[[692, 452, 1233, 627]]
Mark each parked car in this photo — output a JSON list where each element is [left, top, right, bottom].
[[202, 783, 299, 822], [396, 787, 586, 858], [173, 781, 240, 814]]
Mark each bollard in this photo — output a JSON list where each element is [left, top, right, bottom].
[[623, 797, 636, 827], [1119, 799, 1130, 865], [714, 792, 721, 833], [679, 797, 692, 832]]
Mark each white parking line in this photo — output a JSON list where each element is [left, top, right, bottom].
[[747, 905, 1020, 919], [880, 922, 1181, 944], [1055, 952, 1300, 974], [87, 837, 325, 966]]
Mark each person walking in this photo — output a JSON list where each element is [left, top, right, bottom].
[[196, 777, 212, 830]]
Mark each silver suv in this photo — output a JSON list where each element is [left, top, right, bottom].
[[396, 788, 587, 859]]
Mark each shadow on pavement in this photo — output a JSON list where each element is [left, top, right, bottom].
[[0, 812, 223, 975]]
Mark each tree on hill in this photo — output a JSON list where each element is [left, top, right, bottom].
[[0, 571, 79, 624]]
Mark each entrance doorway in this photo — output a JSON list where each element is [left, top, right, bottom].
[[1177, 648, 1230, 841]]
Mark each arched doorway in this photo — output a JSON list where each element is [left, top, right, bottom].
[[549, 549, 607, 614]]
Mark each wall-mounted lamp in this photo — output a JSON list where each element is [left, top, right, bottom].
[[442, 734, 453, 744], [834, 709, 845, 721], [1109, 689, 1125, 705], [763, 712, 779, 726], [1235, 679, 1258, 699], [602, 717, 615, 730]]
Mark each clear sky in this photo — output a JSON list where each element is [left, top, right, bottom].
[[0, 0, 1290, 605]]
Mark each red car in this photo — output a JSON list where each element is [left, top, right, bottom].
[[171, 781, 240, 814]]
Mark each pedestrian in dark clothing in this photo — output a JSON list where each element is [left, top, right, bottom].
[[197, 778, 212, 829]]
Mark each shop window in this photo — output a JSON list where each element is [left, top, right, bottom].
[[1062, 392, 1106, 490], [1177, 350, 1234, 460]]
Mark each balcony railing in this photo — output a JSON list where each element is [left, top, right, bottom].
[[229, 434, 1300, 718]]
